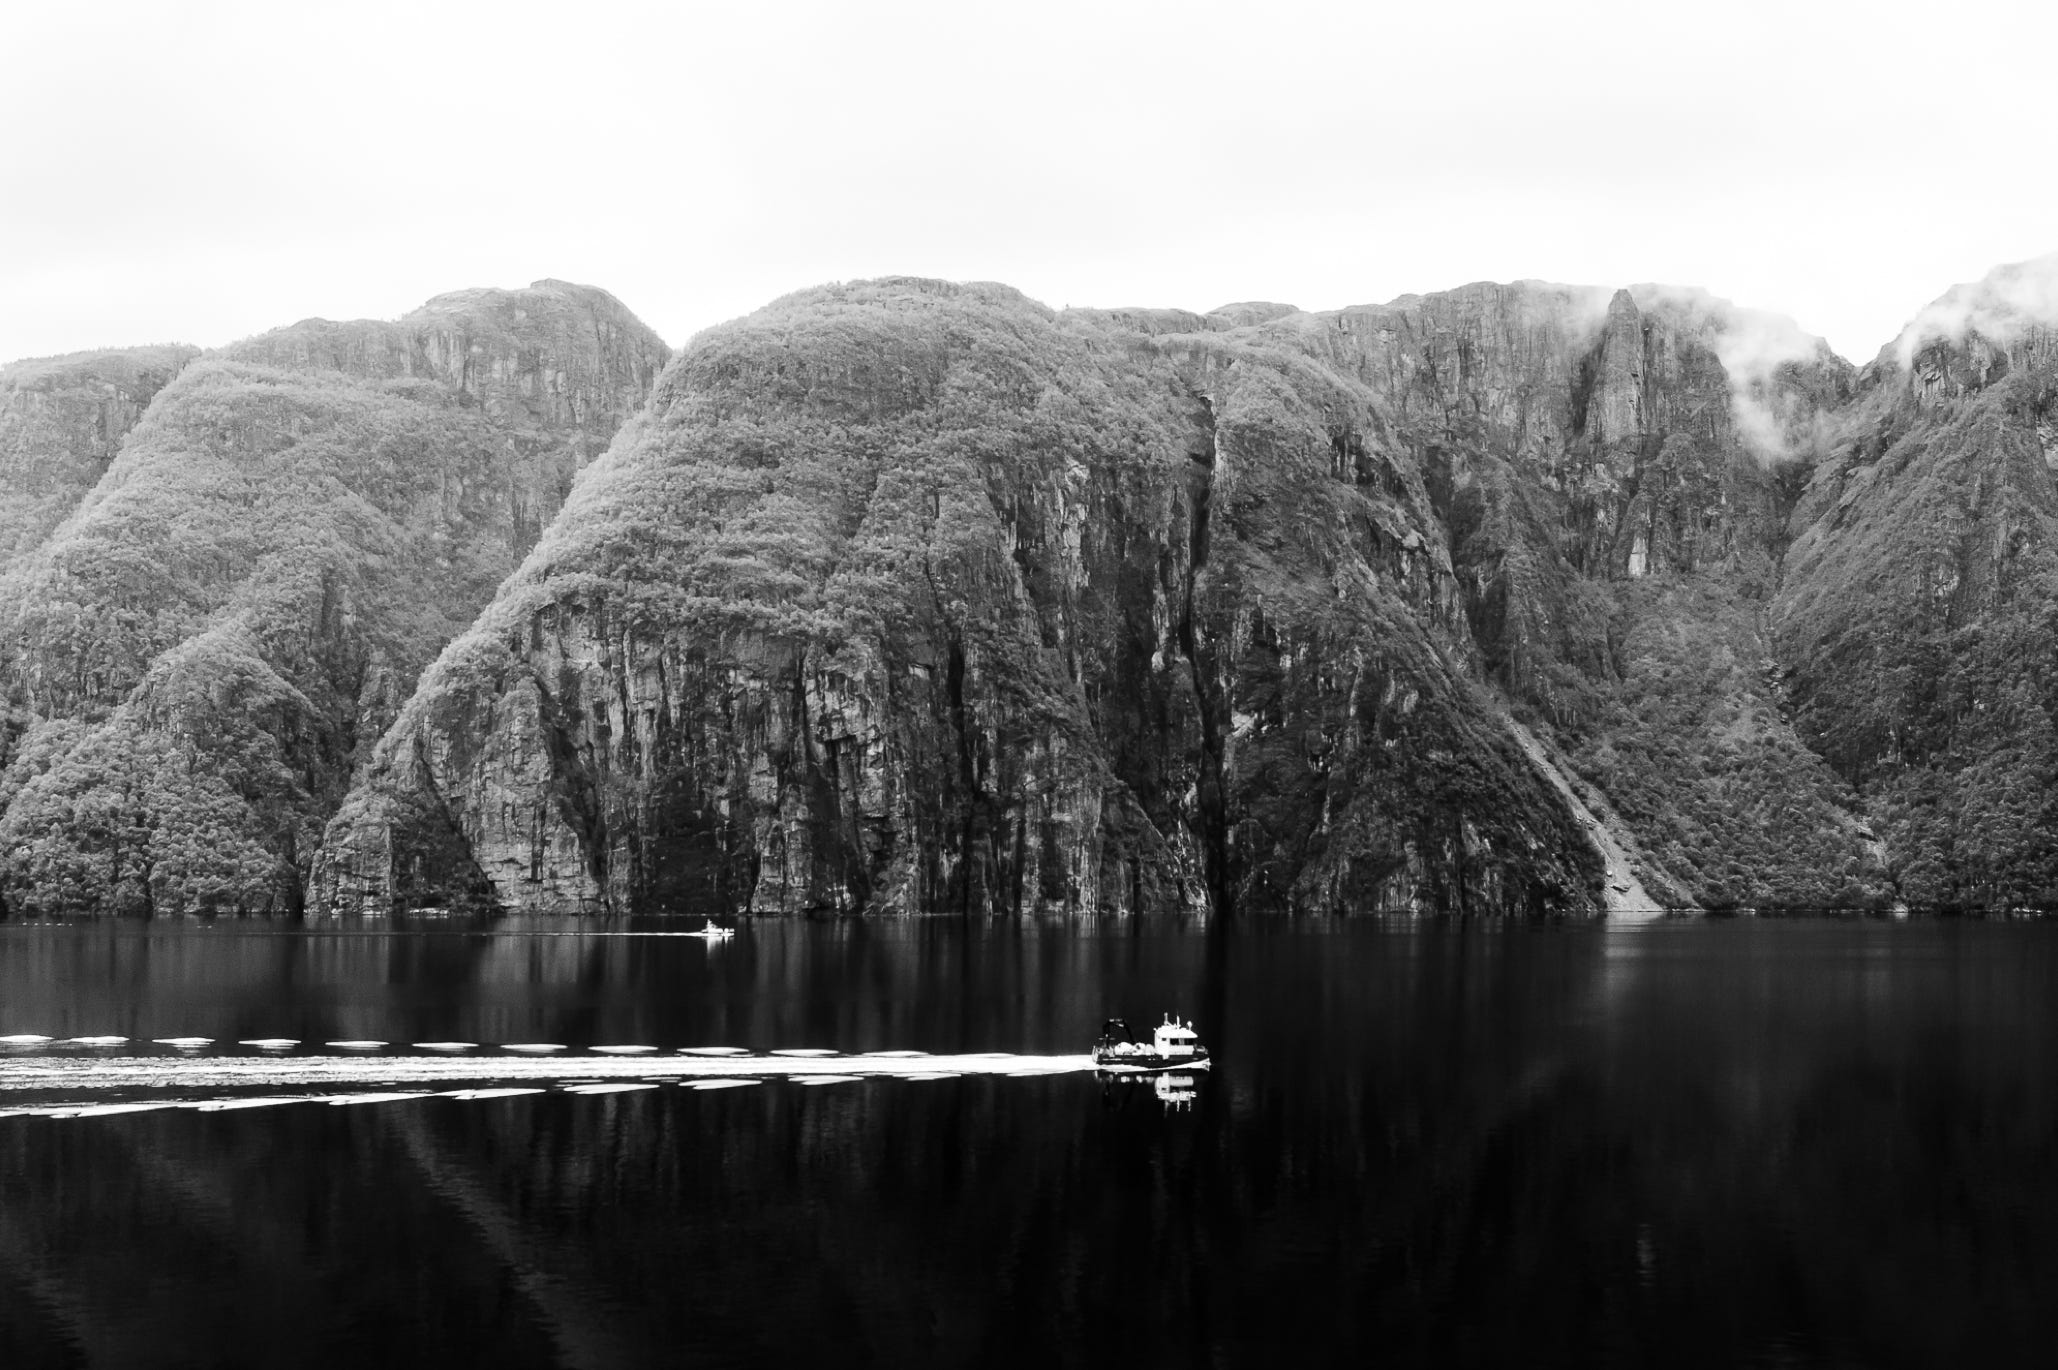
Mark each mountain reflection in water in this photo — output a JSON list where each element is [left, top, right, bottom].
[[1, 916, 2055, 1367]]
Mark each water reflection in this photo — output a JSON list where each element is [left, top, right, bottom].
[[0, 918, 2054, 1366]]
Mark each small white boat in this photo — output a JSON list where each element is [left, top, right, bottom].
[[1093, 1015, 1211, 1073], [686, 924, 736, 940]]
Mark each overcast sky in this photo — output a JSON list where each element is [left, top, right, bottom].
[[5, 0, 2055, 366]]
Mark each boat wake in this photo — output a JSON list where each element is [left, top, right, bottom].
[[0, 1043, 1100, 1119]]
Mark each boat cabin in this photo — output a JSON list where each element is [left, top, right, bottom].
[[1153, 1016, 1199, 1057]]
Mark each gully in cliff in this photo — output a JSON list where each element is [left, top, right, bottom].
[[1093, 1016, 1210, 1073]]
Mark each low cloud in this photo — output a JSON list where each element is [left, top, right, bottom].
[[1892, 253, 2058, 369], [1633, 284, 1830, 464], [1512, 279, 1618, 340]]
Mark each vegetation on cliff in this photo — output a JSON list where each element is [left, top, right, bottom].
[[1237, 282, 1887, 910], [0, 283, 669, 916], [1774, 328, 2058, 910], [317, 278, 1599, 917], [0, 345, 198, 568], [1559, 576, 1888, 909], [10, 260, 2058, 918]]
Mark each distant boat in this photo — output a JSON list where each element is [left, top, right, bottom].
[[1093, 1015, 1211, 1073], [686, 923, 735, 940]]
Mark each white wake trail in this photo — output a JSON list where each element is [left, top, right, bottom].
[[0, 1048, 1101, 1118]]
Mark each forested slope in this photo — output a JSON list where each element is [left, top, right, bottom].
[[0, 282, 669, 915], [1774, 260, 2058, 909], [0, 345, 198, 568]]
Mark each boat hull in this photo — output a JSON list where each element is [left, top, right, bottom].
[[1092, 1049, 1211, 1074]]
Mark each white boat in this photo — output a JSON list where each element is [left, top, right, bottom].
[[1093, 1015, 1211, 1073], [686, 923, 735, 940]]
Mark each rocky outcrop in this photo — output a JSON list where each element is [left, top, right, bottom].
[[0, 345, 198, 567], [316, 279, 1601, 917], [223, 279, 668, 555], [0, 282, 668, 917], [1262, 284, 1843, 568]]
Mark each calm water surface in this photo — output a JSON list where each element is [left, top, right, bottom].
[[1, 915, 2055, 1368]]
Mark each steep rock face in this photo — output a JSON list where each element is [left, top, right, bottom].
[[1260, 283, 1846, 596], [1234, 283, 1881, 909], [0, 345, 198, 567], [225, 280, 663, 553], [1775, 257, 2058, 908], [0, 282, 668, 916], [316, 279, 1601, 917]]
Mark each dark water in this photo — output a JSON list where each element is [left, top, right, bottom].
[[2, 916, 2056, 1368]]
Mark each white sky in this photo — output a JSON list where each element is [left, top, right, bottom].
[[4, 0, 2055, 366]]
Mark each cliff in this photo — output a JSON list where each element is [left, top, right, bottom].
[[317, 274, 1904, 917], [315, 278, 1600, 917], [1224, 282, 1882, 908], [0, 281, 669, 916], [0, 345, 198, 568], [1773, 255, 2058, 908], [12, 258, 2058, 918]]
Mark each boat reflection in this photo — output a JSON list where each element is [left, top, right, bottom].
[[1097, 1068, 1204, 1112], [1154, 1073, 1199, 1109]]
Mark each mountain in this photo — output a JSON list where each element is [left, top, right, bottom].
[[1253, 280, 1887, 909], [8, 258, 2058, 918], [0, 345, 198, 569], [1773, 256, 2058, 909], [318, 267, 1956, 918], [314, 278, 1600, 917], [0, 281, 669, 916]]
